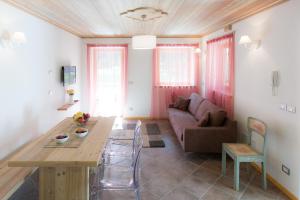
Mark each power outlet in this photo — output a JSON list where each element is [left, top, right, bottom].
[[282, 164, 290, 176], [287, 105, 296, 113], [280, 104, 287, 111]]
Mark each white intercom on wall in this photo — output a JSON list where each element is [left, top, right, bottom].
[[271, 70, 279, 96]]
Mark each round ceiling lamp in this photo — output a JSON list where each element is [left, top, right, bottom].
[[120, 7, 167, 49]]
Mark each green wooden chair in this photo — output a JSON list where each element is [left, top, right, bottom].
[[222, 117, 267, 191]]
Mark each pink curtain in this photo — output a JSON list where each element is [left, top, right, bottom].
[[87, 44, 128, 116], [151, 44, 200, 119], [205, 33, 234, 118]]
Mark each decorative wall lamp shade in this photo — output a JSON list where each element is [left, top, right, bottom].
[[0, 31, 27, 48], [12, 32, 27, 44], [239, 35, 251, 44], [0, 31, 11, 48], [239, 35, 261, 50], [195, 48, 201, 53], [132, 35, 156, 49]]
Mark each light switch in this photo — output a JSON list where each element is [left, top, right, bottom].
[[280, 104, 287, 111], [287, 105, 296, 113]]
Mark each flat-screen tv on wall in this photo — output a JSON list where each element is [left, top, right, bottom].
[[61, 66, 76, 86]]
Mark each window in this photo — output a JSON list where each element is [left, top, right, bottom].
[[151, 44, 200, 118], [224, 47, 230, 86], [205, 33, 234, 118], [155, 45, 198, 86], [87, 45, 127, 116]]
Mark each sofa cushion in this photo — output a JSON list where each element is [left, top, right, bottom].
[[195, 100, 227, 126], [209, 111, 227, 126], [188, 93, 204, 116], [194, 100, 211, 120], [168, 108, 197, 142], [197, 112, 210, 127], [173, 97, 190, 111]]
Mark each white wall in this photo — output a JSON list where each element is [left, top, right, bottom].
[[202, 0, 300, 197], [0, 2, 82, 159], [82, 38, 200, 117]]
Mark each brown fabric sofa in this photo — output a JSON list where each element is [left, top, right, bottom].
[[168, 93, 237, 153]]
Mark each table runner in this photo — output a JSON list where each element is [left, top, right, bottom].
[[44, 120, 97, 148]]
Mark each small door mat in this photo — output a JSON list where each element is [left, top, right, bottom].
[[146, 123, 161, 135], [123, 123, 136, 130]]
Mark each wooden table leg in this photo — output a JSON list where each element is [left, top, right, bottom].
[[39, 167, 89, 200]]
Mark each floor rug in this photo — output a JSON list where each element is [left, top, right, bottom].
[[122, 122, 165, 148]]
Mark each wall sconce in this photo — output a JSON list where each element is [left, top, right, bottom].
[[194, 48, 201, 53], [239, 35, 261, 50], [12, 32, 27, 44], [0, 31, 27, 48]]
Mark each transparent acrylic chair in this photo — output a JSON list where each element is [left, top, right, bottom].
[[103, 120, 142, 166], [222, 117, 268, 191], [92, 148, 142, 200], [89, 124, 143, 199], [109, 120, 142, 141]]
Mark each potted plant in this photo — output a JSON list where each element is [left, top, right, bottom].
[[66, 89, 75, 104]]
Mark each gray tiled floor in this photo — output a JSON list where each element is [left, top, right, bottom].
[[10, 120, 289, 200], [99, 119, 288, 200]]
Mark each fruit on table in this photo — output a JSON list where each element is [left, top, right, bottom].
[[73, 112, 84, 121], [56, 135, 68, 139], [76, 128, 88, 133], [83, 113, 90, 119], [73, 112, 90, 123]]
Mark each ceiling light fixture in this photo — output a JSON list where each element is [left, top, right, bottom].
[[121, 7, 167, 49], [120, 7, 168, 22]]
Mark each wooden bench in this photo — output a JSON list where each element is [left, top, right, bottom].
[[0, 151, 36, 200]]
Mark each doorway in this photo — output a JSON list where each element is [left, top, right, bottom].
[[87, 45, 127, 117]]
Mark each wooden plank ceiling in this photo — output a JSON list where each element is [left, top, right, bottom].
[[3, 0, 287, 38]]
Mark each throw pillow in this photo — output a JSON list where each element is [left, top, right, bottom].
[[197, 112, 210, 127], [209, 110, 227, 126], [168, 104, 175, 108], [173, 97, 190, 111]]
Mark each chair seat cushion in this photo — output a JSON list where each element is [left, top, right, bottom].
[[224, 143, 258, 156]]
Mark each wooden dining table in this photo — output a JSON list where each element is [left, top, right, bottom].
[[8, 116, 115, 200]]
